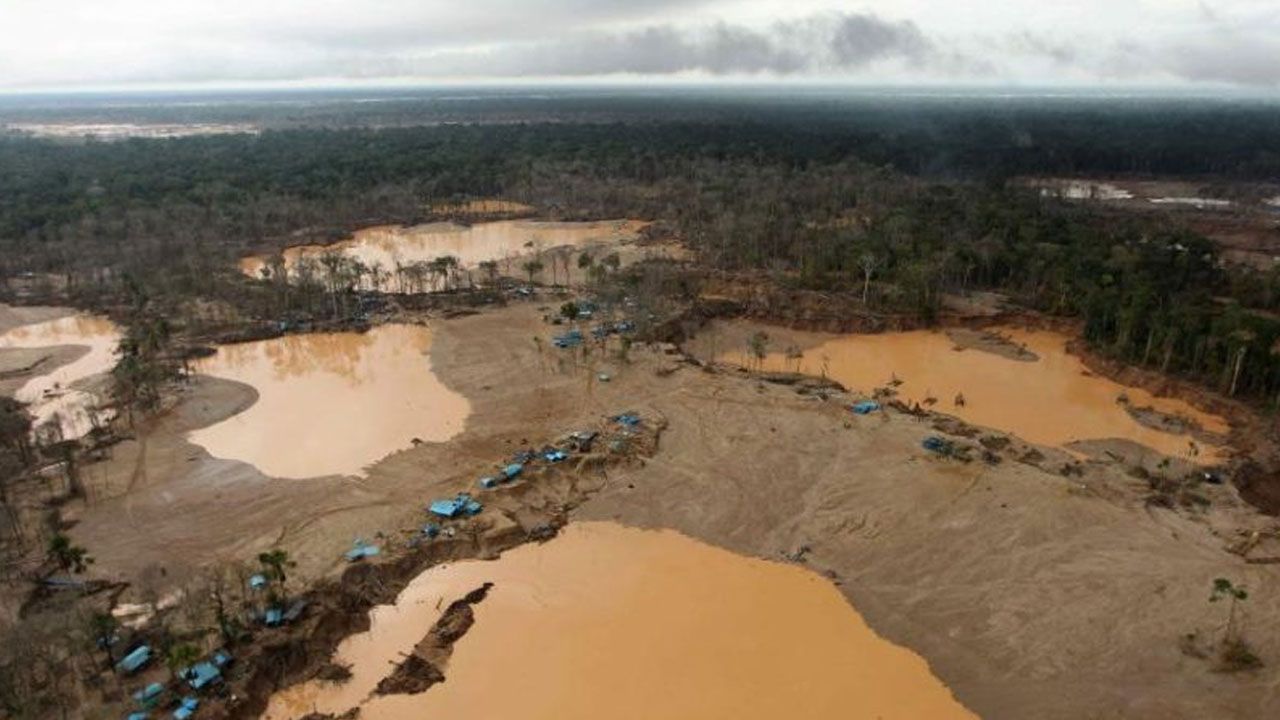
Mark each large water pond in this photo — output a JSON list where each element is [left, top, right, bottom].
[[715, 326, 1228, 462], [0, 313, 122, 440], [189, 324, 469, 479], [265, 522, 976, 720]]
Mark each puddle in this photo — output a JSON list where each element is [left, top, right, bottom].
[[188, 324, 469, 479], [0, 314, 122, 440], [264, 522, 976, 720], [717, 327, 1228, 462], [240, 220, 649, 289]]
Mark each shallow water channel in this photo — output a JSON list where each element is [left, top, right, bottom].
[[265, 522, 976, 720], [0, 313, 122, 440], [239, 220, 649, 288], [189, 324, 468, 478], [717, 326, 1228, 462]]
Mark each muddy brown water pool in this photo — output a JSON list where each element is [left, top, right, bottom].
[[264, 522, 976, 720], [239, 219, 650, 288], [717, 327, 1228, 462], [189, 324, 469, 479], [0, 313, 122, 440]]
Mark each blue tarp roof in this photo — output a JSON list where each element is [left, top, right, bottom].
[[345, 540, 380, 562], [185, 662, 221, 690], [118, 645, 152, 674], [429, 493, 482, 518], [502, 463, 523, 478], [133, 682, 163, 706], [851, 401, 880, 415], [173, 697, 199, 720], [211, 651, 232, 668], [248, 574, 267, 589], [922, 436, 950, 453], [613, 413, 641, 427], [543, 449, 568, 462], [127, 713, 150, 720], [264, 608, 284, 626]]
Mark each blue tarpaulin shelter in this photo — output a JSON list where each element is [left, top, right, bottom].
[[118, 645, 152, 675], [133, 682, 163, 707], [502, 463, 523, 479], [553, 329, 584, 349], [429, 493, 483, 519], [248, 574, 267, 590], [344, 539, 380, 562], [613, 413, 641, 428], [922, 436, 952, 454], [184, 662, 221, 690], [543, 449, 568, 463], [851, 401, 880, 415], [264, 607, 284, 626], [211, 651, 232, 668], [127, 713, 150, 720], [173, 697, 199, 720]]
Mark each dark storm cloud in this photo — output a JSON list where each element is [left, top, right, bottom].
[[830, 14, 932, 66], [395, 12, 943, 78]]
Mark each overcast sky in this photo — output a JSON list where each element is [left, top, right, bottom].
[[2, 0, 1278, 91]]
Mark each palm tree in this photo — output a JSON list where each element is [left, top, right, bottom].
[[48, 533, 93, 574], [479, 260, 499, 287], [257, 548, 296, 592], [748, 331, 770, 372], [522, 259, 544, 285], [1210, 578, 1249, 644], [90, 612, 119, 668]]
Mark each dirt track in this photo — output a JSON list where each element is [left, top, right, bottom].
[[46, 301, 1280, 719]]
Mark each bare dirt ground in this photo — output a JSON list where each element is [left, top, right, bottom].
[[45, 301, 1280, 719]]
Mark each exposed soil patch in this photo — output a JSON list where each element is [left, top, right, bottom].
[[946, 328, 1038, 362], [373, 582, 492, 696], [1120, 401, 1225, 447]]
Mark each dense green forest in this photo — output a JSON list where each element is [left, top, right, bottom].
[[2, 95, 1280, 406]]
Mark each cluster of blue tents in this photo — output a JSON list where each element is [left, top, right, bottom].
[[126, 650, 233, 720], [429, 493, 484, 519], [479, 463, 524, 489]]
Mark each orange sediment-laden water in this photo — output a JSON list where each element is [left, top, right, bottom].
[[239, 219, 650, 288], [264, 522, 977, 720], [189, 324, 469, 479], [0, 314, 122, 440], [721, 327, 1228, 462]]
